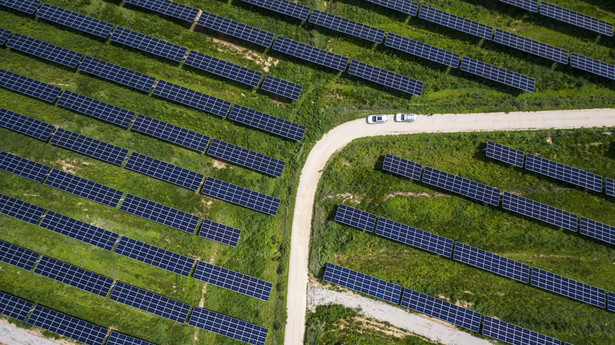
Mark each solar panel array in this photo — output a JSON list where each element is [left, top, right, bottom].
[[0, 27, 12, 45], [309, 10, 386, 44], [348, 60, 424, 96], [50, 128, 129, 166], [0, 291, 33, 322], [44, 169, 124, 207], [272, 36, 349, 72], [201, 177, 281, 216], [36, 4, 114, 39], [569, 53, 615, 80], [400, 288, 481, 332], [525, 154, 603, 192], [540, 2, 613, 37], [0, 193, 46, 224], [107, 331, 155, 345], [531, 268, 605, 308], [0, 150, 50, 183], [419, 6, 494, 40], [241, 0, 311, 21], [0, 107, 55, 141], [57, 91, 136, 128], [324, 263, 402, 304], [114, 236, 195, 276], [422, 167, 501, 206], [0, 239, 39, 270], [453, 242, 530, 283], [185, 50, 263, 87], [0, 0, 40, 15], [125, 152, 204, 191], [493, 30, 569, 65], [227, 105, 306, 141], [0, 68, 62, 103], [34, 256, 113, 297], [131, 114, 210, 152], [207, 139, 286, 177], [362, 0, 419, 16], [579, 217, 614, 246], [606, 178, 615, 197], [79, 56, 156, 93], [110, 281, 190, 323], [198, 219, 242, 247], [482, 316, 561, 345], [384, 33, 460, 68], [39, 211, 118, 251], [499, 0, 539, 13], [609, 292, 615, 313], [382, 154, 423, 180], [193, 261, 272, 301], [461, 57, 536, 92], [111, 27, 188, 62], [28, 305, 108, 345], [7, 33, 84, 68], [334, 204, 377, 232], [486, 141, 525, 167], [123, 0, 199, 22], [189, 307, 269, 345], [375, 217, 454, 257], [260, 75, 302, 101], [120, 194, 200, 233], [197, 11, 275, 48], [153, 80, 231, 117], [502, 192, 578, 231]]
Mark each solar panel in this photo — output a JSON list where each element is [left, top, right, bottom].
[[110, 281, 190, 322], [0, 27, 12, 45], [188, 307, 269, 345], [384, 33, 460, 68], [0, 239, 39, 270], [44, 169, 124, 207], [36, 4, 114, 38], [28, 305, 108, 345], [460, 57, 535, 92], [400, 288, 481, 332], [119, 194, 200, 233], [39, 211, 118, 251], [453, 242, 530, 283], [114, 236, 195, 276], [606, 178, 615, 197], [502, 192, 578, 231], [206, 138, 286, 177], [486, 141, 525, 167], [422, 167, 501, 206], [361, 0, 419, 16], [272, 36, 349, 72], [0, 194, 45, 225], [34, 256, 113, 297], [531, 268, 605, 308], [197, 11, 275, 48], [0, 150, 50, 182], [200, 177, 280, 216], [79, 56, 156, 92], [260, 75, 302, 100], [0, 0, 40, 15], [608, 292, 615, 312], [419, 6, 494, 40], [198, 219, 241, 247], [0, 107, 55, 141], [382, 154, 423, 180], [185, 50, 262, 88], [334, 204, 377, 232], [525, 154, 603, 192], [57, 91, 136, 128], [124, 152, 204, 191], [493, 30, 569, 65], [579, 217, 614, 246], [499, 0, 538, 13], [309, 10, 386, 44], [375, 217, 454, 257], [6, 33, 84, 68], [0, 68, 62, 103], [50, 128, 129, 166], [107, 331, 155, 345], [240, 0, 310, 21], [193, 261, 272, 301], [539, 2, 613, 37], [0, 291, 33, 321], [324, 263, 402, 303], [227, 104, 306, 141], [347, 60, 424, 96], [110, 27, 188, 62], [123, 0, 199, 22], [131, 114, 210, 153], [569, 53, 615, 80], [482, 316, 560, 345], [152, 80, 231, 117]]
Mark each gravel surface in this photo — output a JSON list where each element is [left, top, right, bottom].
[[0, 320, 63, 345]]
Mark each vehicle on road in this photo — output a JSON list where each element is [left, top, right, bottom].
[[395, 113, 416, 122], [367, 115, 387, 124]]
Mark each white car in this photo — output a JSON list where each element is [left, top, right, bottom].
[[395, 113, 416, 122], [367, 115, 387, 124]]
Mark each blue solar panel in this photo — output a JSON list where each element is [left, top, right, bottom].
[[114, 236, 195, 276], [0, 291, 34, 321], [125, 152, 204, 191], [606, 178, 615, 197], [493, 30, 569, 65], [28, 305, 108, 345], [0, 0, 40, 15], [39, 211, 118, 251], [197, 11, 275, 48], [453, 242, 530, 283], [201, 177, 281, 216], [189, 307, 269, 345], [486, 141, 525, 167], [44, 169, 124, 207], [272, 36, 349, 72], [260, 75, 302, 100], [131, 114, 210, 152], [482, 316, 561, 345], [324, 263, 402, 303], [422, 167, 501, 206], [579, 217, 614, 246], [0, 27, 12, 45], [50, 128, 130, 166], [207, 139, 286, 177], [79, 56, 157, 92], [193, 261, 272, 301], [531, 268, 605, 308], [0, 239, 39, 270], [227, 104, 306, 141], [0, 107, 55, 141], [0, 194, 46, 225], [57, 91, 136, 128], [0, 150, 50, 182], [384, 33, 460, 68], [419, 6, 494, 40], [6, 33, 84, 68], [400, 288, 481, 332], [120, 194, 200, 233], [198, 219, 242, 247], [375, 217, 454, 257], [460, 57, 535, 92], [499, 0, 538, 13], [382, 154, 423, 180], [525, 154, 603, 192], [347, 60, 424, 96], [36, 3, 114, 38], [0, 68, 62, 103], [110, 281, 190, 323], [502, 192, 578, 231], [110, 27, 188, 62], [540, 2, 613, 37], [569, 53, 615, 80], [34, 256, 113, 297], [361, 0, 418, 16], [185, 50, 263, 87], [124, 0, 199, 22], [608, 292, 615, 312], [309, 10, 386, 44], [334, 204, 377, 232], [241, 0, 311, 21], [152, 80, 231, 117], [107, 331, 155, 345]]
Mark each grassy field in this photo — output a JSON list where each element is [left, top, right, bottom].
[[0, 0, 614, 344]]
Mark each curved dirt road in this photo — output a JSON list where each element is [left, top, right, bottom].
[[285, 109, 615, 345]]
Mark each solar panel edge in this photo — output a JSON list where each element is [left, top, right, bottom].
[[531, 267, 606, 308], [334, 204, 377, 232], [324, 263, 402, 304]]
